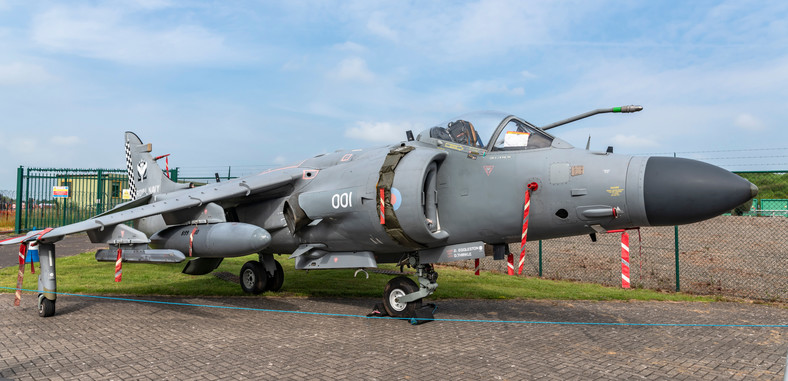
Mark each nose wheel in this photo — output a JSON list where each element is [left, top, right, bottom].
[[381, 260, 439, 319], [383, 276, 421, 317]]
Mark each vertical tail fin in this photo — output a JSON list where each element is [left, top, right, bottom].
[[125, 132, 187, 199]]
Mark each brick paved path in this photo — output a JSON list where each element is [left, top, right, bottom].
[[1, 294, 786, 380]]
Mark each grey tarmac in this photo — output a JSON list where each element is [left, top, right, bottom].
[[1, 293, 786, 380]]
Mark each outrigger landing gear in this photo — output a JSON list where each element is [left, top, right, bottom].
[[37, 243, 57, 317], [382, 255, 438, 320], [239, 254, 284, 295]]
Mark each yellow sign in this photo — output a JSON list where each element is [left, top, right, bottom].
[[606, 186, 624, 197], [52, 186, 69, 198], [443, 142, 465, 152]]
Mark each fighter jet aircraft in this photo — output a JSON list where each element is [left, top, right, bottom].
[[2, 105, 758, 318]]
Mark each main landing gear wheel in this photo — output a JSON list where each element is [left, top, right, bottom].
[[383, 276, 422, 318], [38, 295, 55, 317], [240, 261, 268, 294], [268, 260, 284, 292]]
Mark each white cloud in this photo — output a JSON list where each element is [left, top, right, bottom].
[[345, 121, 415, 142], [334, 41, 366, 52], [733, 113, 765, 131], [0, 62, 53, 85], [49, 136, 81, 146], [30, 6, 243, 66], [331, 57, 375, 82], [6, 137, 36, 155], [366, 12, 398, 41], [682, 2, 788, 47], [131, 0, 174, 10], [341, 0, 591, 61], [520, 70, 538, 80]]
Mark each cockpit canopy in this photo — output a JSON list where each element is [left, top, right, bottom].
[[417, 111, 559, 151]]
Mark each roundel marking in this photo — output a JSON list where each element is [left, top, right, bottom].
[[391, 187, 402, 211]]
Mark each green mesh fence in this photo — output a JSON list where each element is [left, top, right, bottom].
[[452, 171, 788, 302]]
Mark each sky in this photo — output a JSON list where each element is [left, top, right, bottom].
[[1, 0, 787, 191]]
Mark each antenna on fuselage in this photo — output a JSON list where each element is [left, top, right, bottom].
[[540, 105, 643, 131]]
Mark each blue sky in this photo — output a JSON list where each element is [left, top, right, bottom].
[[1, 0, 787, 190]]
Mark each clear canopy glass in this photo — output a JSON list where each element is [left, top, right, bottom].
[[420, 111, 555, 151]]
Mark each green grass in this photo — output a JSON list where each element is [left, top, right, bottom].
[[0, 252, 712, 302]]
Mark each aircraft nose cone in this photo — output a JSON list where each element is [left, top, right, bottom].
[[643, 157, 758, 226]]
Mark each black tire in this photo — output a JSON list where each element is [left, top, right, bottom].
[[38, 297, 55, 317], [383, 276, 421, 318], [240, 261, 268, 294], [268, 260, 284, 292]]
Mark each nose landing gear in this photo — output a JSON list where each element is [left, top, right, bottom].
[[383, 276, 420, 317], [381, 256, 438, 322]]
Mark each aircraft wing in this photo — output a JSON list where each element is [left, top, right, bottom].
[[2, 169, 300, 245]]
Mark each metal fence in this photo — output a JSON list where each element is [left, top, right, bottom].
[[12, 167, 175, 232], [452, 171, 788, 302], [13, 167, 130, 232], [9, 166, 788, 302]]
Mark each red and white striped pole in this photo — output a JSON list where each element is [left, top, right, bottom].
[[115, 248, 122, 282], [621, 231, 630, 288], [518, 182, 538, 275], [517, 190, 529, 275], [507, 254, 514, 275], [154, 154, 171, 178], [474, 258, 480, 276], [14, 243, 26, 306]]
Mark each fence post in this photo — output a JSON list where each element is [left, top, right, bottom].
[[96, 169, 104, 216], [14, 166, 23, 233], [672, 152, 680, 292], [538, 240, 543, 277], [61, 173, 68, 227], [24, 167, 31, 232], [674, 224, 680, 292]]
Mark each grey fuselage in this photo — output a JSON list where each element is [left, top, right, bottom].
[[183, 113, 754, 265]]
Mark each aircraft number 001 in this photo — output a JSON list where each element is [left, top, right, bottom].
[[331, 192, 353, 209]]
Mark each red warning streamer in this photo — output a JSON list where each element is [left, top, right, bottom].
[[115, 248, 122, 282], [14, 243, 26, 306], [621, 231, 630, 288], [28, 242, 36, 274], [189, 226, 198, 257], [378, 188, 386, 225]]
